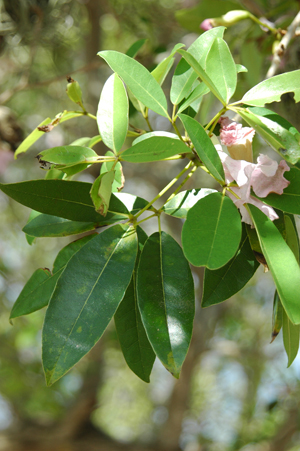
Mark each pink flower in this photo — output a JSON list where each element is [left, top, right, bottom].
[[217, 150, 290, 225], [219, 117, 255, 162], [200, 19, 213, 31]]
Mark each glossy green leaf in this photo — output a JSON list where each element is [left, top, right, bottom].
[[237, 108, 300, 165], [202, 224, 259, 307], [38, 146, 98, 166], [126, 38, 147, 58], [163, 188, 217, 218], [151, 43, 184, 86], [10, 235, 96, 319], [170, 27, 225, 105], [97, 74, 128, 153], [23, 214, 98, 237], [43, 224, 138, 385], [98, 51, 169, 118], [241, 69, 300, 106], [236, 64, 248, 73], [182, 193, 242, 269], [179, 114, 225, 181], [121, 136, 188, 163], [257, 168, 300, 215], [0, 180, 129, 222], [271, 290, 283, 342], [177, 83, 210, 114], [115, 227, 155, 382], [14, 117, 52, 159], [205, 37, 237, 104], [101, 151, 124, 192], [248, 204, 300, 324], [90, 170, 115, 216], [177, 49, 225, 105], [137, 231, 194, 378]]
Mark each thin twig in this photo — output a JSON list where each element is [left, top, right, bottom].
[[266, 11, 300, 78]]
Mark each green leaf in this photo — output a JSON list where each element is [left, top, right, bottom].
[[202, 223, 259, 307], [115, 227, 155, 382], [97, 73, 129, 154], [0, 180, 130, 222], [114, 192, 149, 215], [205, 37, 237, 104], [182, 193, 242, 269], [101, 151, 124, 192], [38, 146, 98, 166], [23, 214, 98, 237], [237, 108, 300, 165], [177, 49, 226, 105], [132, 131, 179, 145], [248, 204, 300, 324], [43, 224, 138, 385], [90, 170, 115, 216], [257, 168, 300, 215], [10, 235, 96, 319], [179, 114, 225, 181], [282, 308, 299, 367], [236, 64, 248, 73], [98, 51, 169, 118], [163, 188, 217, 218], [121, 136, 188, 163], [151, 43, 184, 86], [285, 214, 299, 262], [271, 290, 283, 342], [177, 83, 210, 114], [170, 27, 225, 105], [25, 210, 41, 245], [14, 117, 52, 158], [137, 231, 194, 378], [126, 38, 147, 58], [241, 69, 300, 106]]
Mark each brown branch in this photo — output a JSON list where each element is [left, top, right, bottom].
[[266, 11, 300, 78]]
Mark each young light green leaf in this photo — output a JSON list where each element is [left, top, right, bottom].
[[236, 64, 248, 73], [177, 49, 225, 105], [137, 231, 194, 378], [163, 188, 217, 218], [121, 136, 188, 163], [182, 193, 242, 269], [126, 38, 147, 58], [14, 117, 52, 159], [177, 83, 210, 114], [38, 146, 98, 166], [98, 51, 169, 118], [0, 180, 129, 222], [271, 290, 283, 343], [179, 114, 225, 181], [97, 73, 129, 154], [115, 227, 155, 383], [202, 224, 259, 307], [132, 131, 179, 145], [248, 204, 300, 324], [236, 108, 300, 165], [90, 170, 115, 216], [151, 43, 184, 86], [10, 234, 96, 319], [170, 27, 225, 105], [257, 168, 300, 215], [205, 37, 237, 104], [22, 214, 98, 237], [241, 69, 300, 106], [101, 151, 124, 192], [43, 224, 137, 386]]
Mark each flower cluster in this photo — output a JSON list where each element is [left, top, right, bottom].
[[212, 118, 290, 225]]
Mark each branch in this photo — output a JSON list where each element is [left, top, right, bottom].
[[266, 11, 300, 78]]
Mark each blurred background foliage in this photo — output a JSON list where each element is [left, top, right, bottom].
[[1, 0, 300, 450]]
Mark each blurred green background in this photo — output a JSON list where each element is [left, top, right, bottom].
[[1, 1, 300, 450]]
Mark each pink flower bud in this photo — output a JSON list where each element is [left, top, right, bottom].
[[200, 11, 251, 30], [219, 117, 255, 162], [200, 19, 213, 31]]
